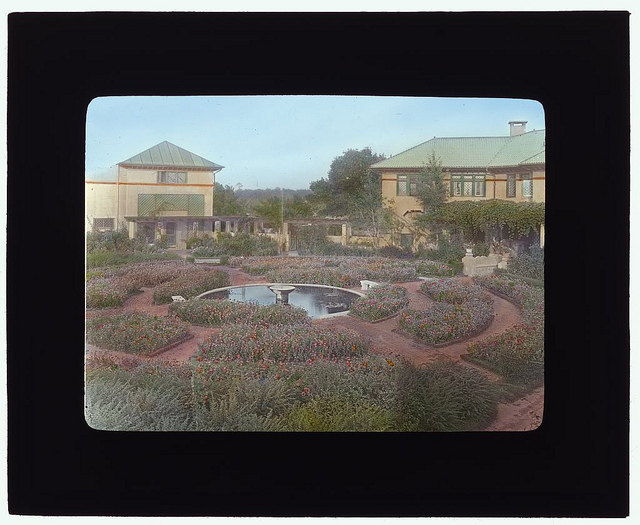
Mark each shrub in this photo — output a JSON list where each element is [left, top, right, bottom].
[[507, 245, 544, 280], [193, 233, 279, 257], [86, 250, 180, 269], [86, 312, 190, 355], [186, 236, 205, 249], [377, 245, 414, 259], [415, 260, 455, 277], [281, 395, 395, 432], [86, 229, 133, 253], [169, 299, 310, 327], [85, 363, 194, 431], [349, 285, 409, 321], [424, 237, 465, 274], [472, 242, 490, 257], [153, 269, 230, 304], [394, 360, 497, 431]]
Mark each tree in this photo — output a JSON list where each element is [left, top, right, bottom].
[[309, 147, 386, 216], [417, 152, 448, 217], [212, 183, 247, 216], [413, 152, 448, 242], [251, 195, 314, 229]]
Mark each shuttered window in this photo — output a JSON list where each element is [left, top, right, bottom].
[[157, 171, 187, 184], [397, 175, 408, 196], [521, 174, 533, 197], [507, 174, 516, 197], [93, 218, 115, 230]]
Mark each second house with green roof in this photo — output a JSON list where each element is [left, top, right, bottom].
[[370, 121, 545, 248]]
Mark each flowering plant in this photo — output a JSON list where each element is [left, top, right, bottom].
[[86, 312, 190, 355], [421, 279, 491, 305], [169, 299, 310, 327], [350, 285, 409, 321], [399, 299, 494, 345], [153, 269, 230, 304]]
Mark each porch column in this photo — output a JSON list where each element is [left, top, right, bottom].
[[226, 220, 232, 233], [341, 223, 350, 246], [214, 220, 221, 233]]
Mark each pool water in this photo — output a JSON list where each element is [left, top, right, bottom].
[[200, 284, 361, 319]]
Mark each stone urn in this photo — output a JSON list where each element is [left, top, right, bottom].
[[268, 285, 296, 305]]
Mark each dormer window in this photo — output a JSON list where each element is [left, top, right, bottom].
[[157, 171, 187, 184]]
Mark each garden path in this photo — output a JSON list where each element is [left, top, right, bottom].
[[85, 266, 543, 430]]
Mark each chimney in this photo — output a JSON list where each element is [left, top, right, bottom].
[[509, 121, 527, 136]]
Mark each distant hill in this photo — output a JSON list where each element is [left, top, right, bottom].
[[237, 188, 311, 204]]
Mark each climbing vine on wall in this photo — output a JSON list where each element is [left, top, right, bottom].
[[436, 200, 545, 238]]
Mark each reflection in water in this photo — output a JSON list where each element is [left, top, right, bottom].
[[200, 285, 359, 319]]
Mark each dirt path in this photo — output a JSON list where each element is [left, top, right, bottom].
[[86, 268, 543, 430]]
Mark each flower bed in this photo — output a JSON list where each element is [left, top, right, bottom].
[[199, 324, 369, 363], [169, 299, 311, 327], [86, 277, 132, 309], [467, 276, 544, 385], [398, 299, 494, 346], [420, 279, 491, 305], [396, 278, 494, 345], [349, 285, 409, 322], [264, 266, 360, 287], [464, 322, 544, 384], [473, 274, 530, 306], [86, 262, 206, 309], [153, 268, 231, 304], [107, 261, 197, 289], [86, 312, 191, 355]]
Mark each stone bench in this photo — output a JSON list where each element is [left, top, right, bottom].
[[360, 279, 382, 290], [194, 257, 221, 264]]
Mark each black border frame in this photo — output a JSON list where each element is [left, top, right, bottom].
[[7, 11, 630, 517]]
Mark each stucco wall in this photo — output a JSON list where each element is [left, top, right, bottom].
[[117, 166, 214, 219]]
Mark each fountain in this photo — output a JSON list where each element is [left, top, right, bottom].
[[268, 284, 296, 305]]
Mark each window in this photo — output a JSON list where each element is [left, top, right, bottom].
[[397, 175, 408, 196], [93, 218, 114, 230], [507, 174, 516, 197], [157, 171, 187, 184], [521, 174, 533, 198], [397, 174, 426, 196], [450, 174, 486, 197]]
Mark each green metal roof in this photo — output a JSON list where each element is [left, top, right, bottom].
[[371, 130, 545, 170], [118, 141, 224, 170]]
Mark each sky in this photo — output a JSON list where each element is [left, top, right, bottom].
[[85, 96, 545, 190]]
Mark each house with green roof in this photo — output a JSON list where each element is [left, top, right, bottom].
[[370, 121, 545, 247], [86, 141, 262, 249]]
